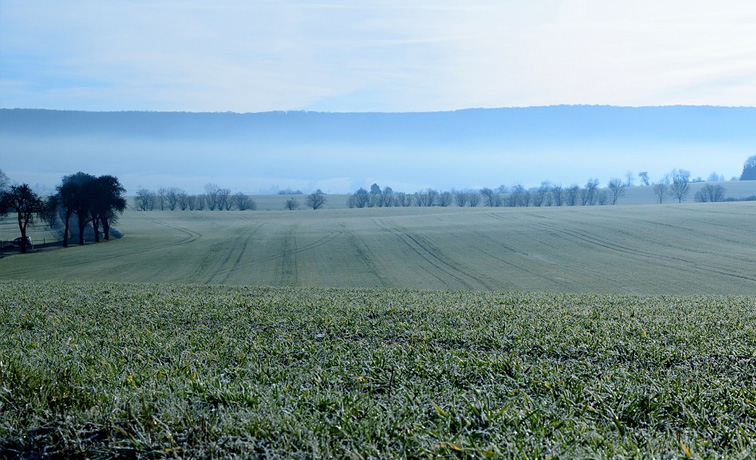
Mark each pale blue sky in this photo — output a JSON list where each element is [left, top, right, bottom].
[[2, 0, 755, 112]]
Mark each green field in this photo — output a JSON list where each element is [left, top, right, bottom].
[[1, 201, 756, 458], [2, 202, 756, 294], [1, 281, 755, 458]]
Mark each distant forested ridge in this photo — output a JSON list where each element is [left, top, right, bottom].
[[3, 106, 755, 195], [3, 106, 756, 145]]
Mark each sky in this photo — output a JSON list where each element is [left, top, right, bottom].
[[1, 0, 756, 112], [1, 1, 755, 194]]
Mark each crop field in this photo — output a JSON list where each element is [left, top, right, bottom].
[[2, 202, 756, 295], [1, 201, 755, 457], [1, 280, 755, 458]]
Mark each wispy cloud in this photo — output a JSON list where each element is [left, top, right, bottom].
[[1, 0, 755, 111]]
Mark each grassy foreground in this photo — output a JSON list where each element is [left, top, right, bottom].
[[1, 280, 755, 458]]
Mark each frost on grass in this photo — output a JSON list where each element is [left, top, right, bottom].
[[1, 280, 755, 458]]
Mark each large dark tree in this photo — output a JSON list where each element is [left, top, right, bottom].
[[56, 173, 126, 245], [87, 175, 127, 241], [57, 172, 96, 247], [0, 184, 44, 253], [740, 155, 756, 181]]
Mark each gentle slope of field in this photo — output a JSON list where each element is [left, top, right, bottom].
[[2, 202, 755, 295], [1, 281, 754, 458]]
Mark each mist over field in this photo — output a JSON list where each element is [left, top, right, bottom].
[[2, 106, 755, 195]]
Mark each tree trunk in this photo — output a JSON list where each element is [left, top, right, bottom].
[[102, 217, 110, 240], [17, 214, 27, 254], [92, 215, 100, 243], [77, 213, 87, 245], [63, 211, 71, 247]]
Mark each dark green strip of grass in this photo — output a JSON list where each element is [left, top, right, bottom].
[[1, 280, 755, 458]]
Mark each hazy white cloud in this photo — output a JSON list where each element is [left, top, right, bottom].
[[1, 0, 755, 111]]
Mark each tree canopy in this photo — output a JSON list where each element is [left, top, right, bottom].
[[741, 155, 756, 181], [56, 172, 126, 246], [0, 183, 44, 253]]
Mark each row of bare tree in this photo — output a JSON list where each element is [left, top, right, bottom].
[[135, 184, 256, 211], [348, 169, 727, 209]]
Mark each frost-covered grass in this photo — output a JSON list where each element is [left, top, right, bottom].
[[1, 280, 755, 458]]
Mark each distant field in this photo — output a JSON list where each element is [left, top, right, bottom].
[[1, 201, 755, 294], [1, 281, 754, 458]]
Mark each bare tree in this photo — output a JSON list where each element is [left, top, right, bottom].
[[550, 184, 564, 206], [156, 188, 167, 211], [598, 190, 608, 205], [204, 183, 220, 210], [217, 188, 232, 210], [40, 194, 60, 229], [565, 185, 580, 206], [670, 169, 691, 203], [306, 189, 327, 210], [653, 183, 668, 203], [580, 179, 599, 205], [394, 192, 412, 207], [638, 171, 650, 186], [414, 188, 438, 207], [468, 192, 481, 207], [234, 192, 256, 211], [695, 184, 726, 202], [381, 186, 394, 207], [136, 189, 156, 211], [166, 188, 180, 211], [437, 191, 453, 207], [607, 178, 626, 205], [187, 195, 198, 210], [625, 171, 634, 187], [194, 194, 206, 211], [177, 190, 191, 211], [540, 182, 553, 206], [454, 190, 469, 207], [532, 183, 551, 207], [285, 197, 299, 210], [480, 188, 499, 207], [348, 188, 370, 208], [509, 185, 530, 207], [368, 183, 382, 208]]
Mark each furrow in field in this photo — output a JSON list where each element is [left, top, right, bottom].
[[206, 224, 264, 285], [340, 225, 392, 288], [467, 227, 578, 291], [531, 217, 756, 284], [374, 219, 494, 290], [279, 226, 299, 286]]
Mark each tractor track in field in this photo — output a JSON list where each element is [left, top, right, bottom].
[[341, 225, 391, 287], [530, 218, 756, 283], [374, 219, 495, 290], [204, 223, 265, 285], [243, 228, 344, 265], [468, 228, 577, 291], [278, 226, 299, 285]]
